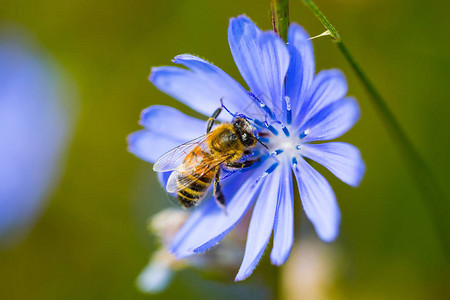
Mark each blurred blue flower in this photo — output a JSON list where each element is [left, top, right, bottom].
[[136, 208, 246, 293], [128, 15, 365, 281], [0, 29, 76, 246]]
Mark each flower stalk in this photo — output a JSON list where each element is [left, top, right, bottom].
[[270, 0, 290, 42], [301, 0, 450, 260]]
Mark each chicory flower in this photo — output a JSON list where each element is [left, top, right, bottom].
[[0, 29, 75, 246], [128, 15, 365, 281]]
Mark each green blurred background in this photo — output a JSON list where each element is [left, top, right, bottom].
[[1, 0, 449, 299]]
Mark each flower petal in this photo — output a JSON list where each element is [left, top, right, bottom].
[[299, 97, 360, 142], [235, 166, 282, 281], [301, 142, 365, 187], [127, 130, 183, 164], [157, 171, 171, 188], [170, 172, 264, 259], [139, 105, 205, 141], [129, 106, 207, 164], [150, 55, 252, 119], [286, 23, 315, 118], [298, 69, 348, 127], [228, 16, 268, 100], [270, 159, 294, 266], [258, 32, 290, 109], [292, 157, 340, 242], [171, 54, 256, 117]]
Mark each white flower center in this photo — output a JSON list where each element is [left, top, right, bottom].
[[267, 126, 300, 158]]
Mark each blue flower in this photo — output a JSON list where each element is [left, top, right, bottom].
[[128, 15, 365, 281], [0, 29, 76, 246]]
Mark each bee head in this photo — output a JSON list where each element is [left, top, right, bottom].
[[233, 117, 257, 147]]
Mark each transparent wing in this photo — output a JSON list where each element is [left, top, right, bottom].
[[165, 154, 232, 193], [153, 134, 210, 172]]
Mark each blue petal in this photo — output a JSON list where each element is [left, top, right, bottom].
[[170, 172, 264, 259], [157, 171, 171, 188], [297, 69, 348, 128], [299, 97, 360, 142], [127, 130, 183, 164], [139, 105, 205, 141], [292, 157, 340, 242], [270, 160, 294, 266], [129, 106, 206, 164], [301, 142, 365, 187], [235, 167, 282, 281], [258, 32, 290, 109], [229, 15, 290, 113], [150, 55, 252, 119], [228, 16, 267, 100], [286, 24, 315, 119]]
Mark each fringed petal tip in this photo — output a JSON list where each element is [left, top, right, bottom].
[[301, 142, 366, 187], [229, 14, 252, 24]]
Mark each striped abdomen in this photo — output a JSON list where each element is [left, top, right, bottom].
[[177, 148, 216, 208]]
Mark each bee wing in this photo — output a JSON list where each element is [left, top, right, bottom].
[[165, 154, 232, 193], [153, 134, 210, 172]]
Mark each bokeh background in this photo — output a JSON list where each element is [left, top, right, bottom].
[[1, 0, 449, 299]]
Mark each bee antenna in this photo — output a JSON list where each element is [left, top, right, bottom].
[[256, 137, 269, 149]]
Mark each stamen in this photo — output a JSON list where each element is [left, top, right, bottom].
[[220, 98, 255, 122], [235, 113, 254, 122], [295, 145, 302, 150], [267, 118, 290, 137], [282, 126, 290, 137], [265, 162, 279, 174], [248, 92, 276, 121], [270, 149, 284, 156], [292, 157, 298, 166], [253, 162, 279, 186], [284, 96, 292, 125], [264, 121, 279, 136], [220, 98, 235, 118], [299, 129, 309, 139], [254, 119, 266, 129]]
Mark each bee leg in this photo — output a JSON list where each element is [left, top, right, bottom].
[[206, 107, 223, 133], [243, 149, 252, 156], [225, 158, 260, 170], [214, 169, 227, 214]]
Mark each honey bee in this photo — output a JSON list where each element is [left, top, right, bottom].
[[153, 106, 266, 209]]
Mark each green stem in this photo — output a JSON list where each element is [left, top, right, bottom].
[[302, 0, 340, 42], [270, 0, 290, 42], [302, 0, 450, 260]]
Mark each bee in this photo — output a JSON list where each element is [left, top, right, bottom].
[[153, 106, 266, 209]]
